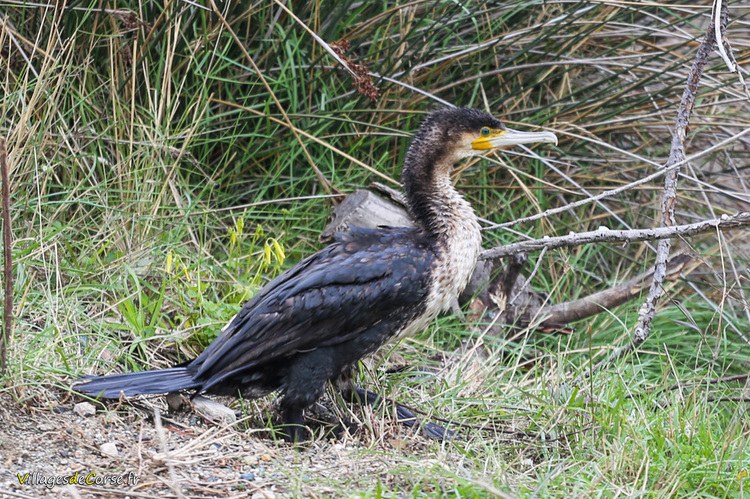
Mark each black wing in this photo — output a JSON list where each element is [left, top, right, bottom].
[[191, 227, 434, 390]]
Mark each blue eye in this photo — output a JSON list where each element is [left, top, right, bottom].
[[480, 127, 491, 137]]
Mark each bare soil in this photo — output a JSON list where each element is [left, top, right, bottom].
[[0, 392, 441, 498]]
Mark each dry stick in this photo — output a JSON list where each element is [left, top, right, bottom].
[[578, 6, 726, 382], [539, 254, 693, 328], [712, 0, 750, 98], [153, 408, 185, 499], [632, 9, 723, 343], [0, 139, 11, 374], [269, 0, 358, 79], [481, 211, 750, 259]]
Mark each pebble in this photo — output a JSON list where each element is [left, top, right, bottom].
[[166, 392, 190, 412], [240, 472, 256, 481], [73, 402, 96, 417], [192, 396, 237, 424], [99, 442, 119, 459]]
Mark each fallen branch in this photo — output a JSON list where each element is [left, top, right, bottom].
[[481, 211, 750, 259], [468, 253, 695, 337], [323, 188, 703, 337], [539, 254, 694, 328]]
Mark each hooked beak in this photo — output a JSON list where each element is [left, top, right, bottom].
[[471, 128, 558, 150]]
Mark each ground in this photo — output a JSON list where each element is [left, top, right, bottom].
[[0, 391, 464, 499]]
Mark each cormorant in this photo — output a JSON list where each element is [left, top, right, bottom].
[[73, 108, 557, 441]]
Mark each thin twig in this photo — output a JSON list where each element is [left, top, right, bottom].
[[711, 0, 750, 98], [0, 138, 11, 374], [269, 0, 357, 79], [153, 408, 186, 499], [712, 0, 734, 72], [481, 127, 750, 231], [481, 211, 750, 259]]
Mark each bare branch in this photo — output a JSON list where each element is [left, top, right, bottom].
[[632, 5, 724, 345], [575, 6, 729, 381], [481, 212, 750, 259], [0, 138, 11, 374]]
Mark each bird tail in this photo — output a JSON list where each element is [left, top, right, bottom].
[[73, 367, 198, 399]]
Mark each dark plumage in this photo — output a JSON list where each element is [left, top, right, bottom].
[[73, 108, 556, 441]]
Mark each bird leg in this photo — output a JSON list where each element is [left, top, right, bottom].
[[340, 385, 455, 440], [278, 405, 310, 443], [277, 347, 341, 443]]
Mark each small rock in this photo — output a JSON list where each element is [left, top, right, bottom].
[[192, 396, 237, 424], [251, 491, 275, 499], [240, 472, 256, 481], [166, 392, 190, 412], [73, 402, 96, 417], [99, 442, 119, 459]]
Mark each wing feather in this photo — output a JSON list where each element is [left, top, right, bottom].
[[192, 227, 434, 388]]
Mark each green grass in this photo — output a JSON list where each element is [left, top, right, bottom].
[[2, 0, 750, 496]]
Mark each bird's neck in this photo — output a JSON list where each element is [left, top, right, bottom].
[[403, 160, 481, 245], [403, 160, 482, 315]]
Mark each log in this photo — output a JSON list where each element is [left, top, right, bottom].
[[321, 189, 413, 242]]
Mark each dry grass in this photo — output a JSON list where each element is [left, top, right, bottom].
[[1, 1, 749, 496]]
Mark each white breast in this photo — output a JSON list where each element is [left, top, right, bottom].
[[424, 211, 482, 317], [395, 181, 482, 340]]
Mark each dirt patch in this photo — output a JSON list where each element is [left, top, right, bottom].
[[1, 392, 443, 498]]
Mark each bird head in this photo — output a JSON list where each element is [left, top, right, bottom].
[[403, 108, 557, 186]]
